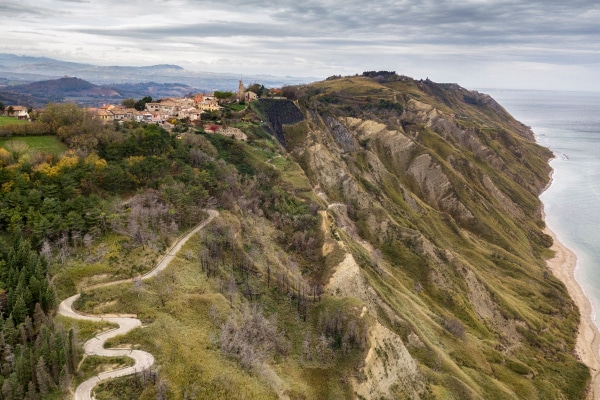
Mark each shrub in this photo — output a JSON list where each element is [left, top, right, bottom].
[[442, 317, 466, 340]]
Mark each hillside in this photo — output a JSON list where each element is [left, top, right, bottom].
[[261, 74, 581, 398], [0, 73, 587, 400], [0, 77, 202, 107], [0, 77, 120, 107]]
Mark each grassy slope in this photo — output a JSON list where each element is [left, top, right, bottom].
[[0, 116, 29, 126], [56, 126, 367, 399], [55, 75, 587, 400], [288, 76, 587, 399], [0, 135, 66, 155]]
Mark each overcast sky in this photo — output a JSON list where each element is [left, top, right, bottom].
[[1, 0, 599, 90]]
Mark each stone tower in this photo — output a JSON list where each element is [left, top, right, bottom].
[[238, 79, 244, 102]]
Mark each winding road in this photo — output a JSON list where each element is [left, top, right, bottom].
[[58, 210, 219, 400]]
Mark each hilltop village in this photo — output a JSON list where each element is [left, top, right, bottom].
[[85, 81, 284, 133], [1, 80, 285, 137]]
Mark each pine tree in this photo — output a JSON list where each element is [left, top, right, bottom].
[[25, 380, 40, 400], [11, 296, 27, 325], [3, 317, 17, 346], [23, 317, 33, 342], [35, 356, 53, 398], [67, 329, 78, 376], [42, 285, 56, 311], [32, 304, 46, 332]]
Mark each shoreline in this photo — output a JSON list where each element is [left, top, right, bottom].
[[544, 225, 600, 399]]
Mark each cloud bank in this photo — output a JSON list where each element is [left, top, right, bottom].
[[1, 0, 599, 90]]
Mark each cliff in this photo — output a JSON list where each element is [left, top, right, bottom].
[[25, 73, 587, 399], [247, 73, 586, 399]]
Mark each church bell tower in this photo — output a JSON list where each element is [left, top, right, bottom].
[[238, 79, 245, 102]]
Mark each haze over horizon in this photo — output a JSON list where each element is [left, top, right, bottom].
[[1, 0, 599, 92]]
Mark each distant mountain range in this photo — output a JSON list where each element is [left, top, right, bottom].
[[0, 77, 203, 108], [0, 53, 316, 98]]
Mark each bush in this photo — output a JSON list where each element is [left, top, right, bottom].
[[0, 122, 52, 136], [442, 317, 466, 340], [506, 359, 531, 376]]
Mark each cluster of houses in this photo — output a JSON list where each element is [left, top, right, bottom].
[[89, 93, 222, 124]]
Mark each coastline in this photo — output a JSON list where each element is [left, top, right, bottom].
[[544, 225, 600, 399]]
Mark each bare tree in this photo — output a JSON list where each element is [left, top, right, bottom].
[[155, 272, 173, 307], [83, 233, 94, 255], [40, 240, 52, 261], [220, 304, 288, 369]]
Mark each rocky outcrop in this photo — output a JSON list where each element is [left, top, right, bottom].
[[217, 127, 248, 141], [354, 322, 426, 400], [407, 153, 475, 224], [324, 115, 361, 152]]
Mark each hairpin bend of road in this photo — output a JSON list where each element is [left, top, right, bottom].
[[58, 210, 219, 400]]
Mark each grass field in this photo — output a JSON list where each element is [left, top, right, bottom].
[[0, 116, 29, 126], [0, 135, 66, 155], [225, 103, 247, 111]]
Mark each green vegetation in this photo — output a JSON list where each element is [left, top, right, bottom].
[[214, 91, 235, 100], [134, 96, 153, 111], [78, 355, 134, 382], [0, 116, 28, 126], [0, 136, 66, 156], [0, 74, 588, 400], [0, 238, 78, 399], [224, 103, 246, 112]]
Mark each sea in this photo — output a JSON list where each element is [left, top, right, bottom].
[[482, 89, 600, 328]]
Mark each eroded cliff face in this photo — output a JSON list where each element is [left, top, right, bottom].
[[258, 74, 587, 399]]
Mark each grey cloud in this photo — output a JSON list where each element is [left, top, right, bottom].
[[69, 21, 299, 39], [52, 0, 600, 42], [264, 0, 600, 43], [0, 3, 48, 16], [2, 0, 600, 89]]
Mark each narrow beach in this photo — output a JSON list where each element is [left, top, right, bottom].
[[544, 226, 600, 399]]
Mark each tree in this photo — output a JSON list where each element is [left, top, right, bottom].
[[155, 272, 173, 307], [6, 106, 14, 117], [35, 356, 55, 398], [202, 110, 221, 121], [281, 85, 300, 99], [121, 98, 136, 109], [33, 303, 47, 331], [12, 296, 28, 325], [36, 103, 86, 135], [134, 96, 153, 111], [220, 304, 288, 369], [0, 101, 4, 115], [214, 91, 235, 100], [3, 140, 29, 163], [246, 83, 266, 97]]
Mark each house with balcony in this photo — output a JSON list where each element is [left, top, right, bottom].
[[145, 102, 161, 113]]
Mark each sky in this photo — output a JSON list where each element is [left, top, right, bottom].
[[1, 0, 600, 91]]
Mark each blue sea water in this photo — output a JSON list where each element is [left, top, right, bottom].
[[483, 89, 600, 325]]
